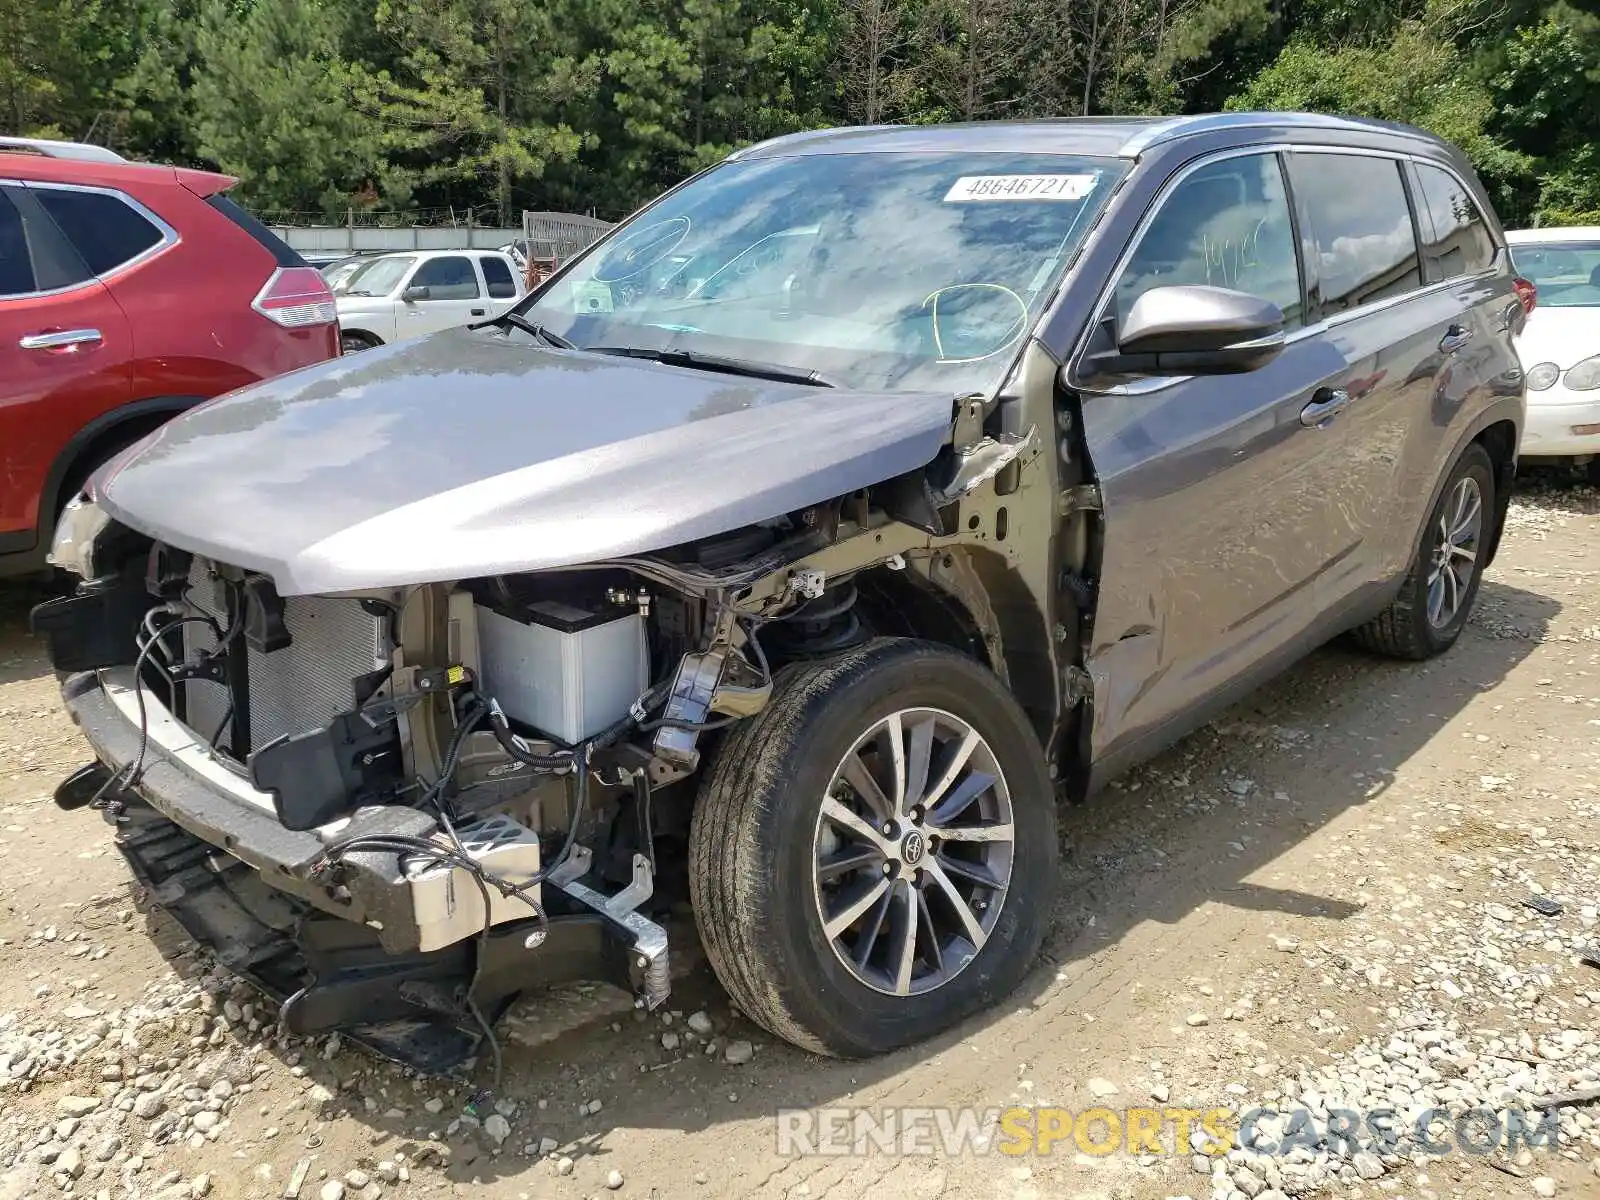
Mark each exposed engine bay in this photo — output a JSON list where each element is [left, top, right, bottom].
[[32, 429, 1061, 1076]]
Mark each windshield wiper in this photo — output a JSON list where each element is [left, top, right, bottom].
[[583, 345, 838, 388], [473, 310, 576, 349]]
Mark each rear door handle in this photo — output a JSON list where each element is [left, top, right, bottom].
[[1439, 324, 1474, 354], [1300, 387, 1351, 427], [470, 308, 486, 316], [20, 328, 102, 351]]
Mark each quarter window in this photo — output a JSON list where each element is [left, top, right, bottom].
[[480, 255, 517, 299], [1289, 155, 1420, 313], [410, 256, 481, 300], [33, 188, 164, 276], [1413, 163, 1495, 279], [0, 189, 33, 297], [1115, 153, 1303, 329]]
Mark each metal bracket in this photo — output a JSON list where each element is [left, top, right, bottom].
[[1062, 665, 1094, 708], [932, 427, 1039, 505], [951, 393, 987, 448], [545, 842, 593, 887], [788, 568, 826, 600], [547, 845, 653, 917], [544, 842, 671, 1010], [1058, 483, 1103, 515]]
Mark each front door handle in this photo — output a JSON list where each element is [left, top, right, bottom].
[[470, 308, 486, 316], [1439, 324, 1474, 354], [20, 328, 102, 351], [1300, 387, 1351, 427]]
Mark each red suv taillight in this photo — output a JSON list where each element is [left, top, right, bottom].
[[252, 267, 337, 329], [1513, 276, 1537, 316]]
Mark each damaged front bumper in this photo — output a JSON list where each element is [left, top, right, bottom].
[[58, 667, 671, 1074]]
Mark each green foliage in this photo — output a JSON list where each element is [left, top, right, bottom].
[[189, 0, 396, 213], [0, 0, 1592, 226], [1229, 22, 1533, 214]]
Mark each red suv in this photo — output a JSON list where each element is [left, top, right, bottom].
[[0, 137, 338, 577]]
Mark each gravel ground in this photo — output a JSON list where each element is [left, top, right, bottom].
[[0, 471, 1595, 1200]]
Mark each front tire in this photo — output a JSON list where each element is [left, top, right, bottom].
[[340, 331, 380, 355], [688, 638, 1057, 1057], [1352, 442, 1494, 659]]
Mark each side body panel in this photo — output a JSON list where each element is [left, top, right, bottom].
[[1033, 126, 1523, 787]]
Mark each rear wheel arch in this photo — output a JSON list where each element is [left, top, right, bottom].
[[41, 396, 204, 530], [1472, 418, 1518, 568]]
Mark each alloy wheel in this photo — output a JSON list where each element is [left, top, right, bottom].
[[811, 707, 1014, 997], [1426, 475, 1483, 629]]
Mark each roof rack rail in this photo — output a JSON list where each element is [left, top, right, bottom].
[[0, 136, 127, 164]]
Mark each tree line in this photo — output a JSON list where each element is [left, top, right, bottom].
[[2, 0, 1595, 227]]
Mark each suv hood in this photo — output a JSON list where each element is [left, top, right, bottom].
[[96, 329, 957, 594]]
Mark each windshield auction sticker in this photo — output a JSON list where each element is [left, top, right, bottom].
[[943, 174, 1098, 202]]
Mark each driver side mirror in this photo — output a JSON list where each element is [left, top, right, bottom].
[[1084, 285, 1285, 379], [401, 285, 431, 303]]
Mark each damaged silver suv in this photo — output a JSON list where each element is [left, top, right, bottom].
[[34, 113, 1527, 1070]]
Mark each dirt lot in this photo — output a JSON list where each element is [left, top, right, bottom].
[[1, 472, 1597, 1200]]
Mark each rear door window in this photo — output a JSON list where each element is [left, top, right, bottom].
[[1412, 163, 1495, 280], [410, 256, 480, 300], [1115, 153, 1303, 329], [0, 188, 34, 296], [1289, 154, 1421, 314], [480, 255, 517, 299], [33, 187, 165, 276]]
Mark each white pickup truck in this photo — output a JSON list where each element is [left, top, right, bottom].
[[334, 249, 526, 353]]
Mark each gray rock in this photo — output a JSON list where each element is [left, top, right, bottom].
[[1352, 1151, 1385, 1180], [133, 1093, 165, 1120], [687, 1011, 713, 1036], [1531, 1179, 1556, 1198], [606, 1168, 625, 1190], [344, 1169, 370, 1189], [1231, 1167, 1265, 1197], [724, 1040, 755, 1065], [483, 1114, 511, 1145], [1087, 1077, 1119, 1098], [191, 1111, 220, 1134], [56, 1148, 84, 1180], [54, 1095, 99, 1118], [318, 1183, 345, 1200], [555, 1156, 575, 1176], [423, 1097, 444, 1115]]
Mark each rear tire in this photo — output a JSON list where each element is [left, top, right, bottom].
[[1351, 443, 1494, 660], [688, 638, 1057, 1057]]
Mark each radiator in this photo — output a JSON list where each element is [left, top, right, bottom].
[[182, 559, 390, 753]]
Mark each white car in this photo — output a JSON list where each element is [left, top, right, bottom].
[[335, 250, 526, 354], [1506, 227, 1600, 480]]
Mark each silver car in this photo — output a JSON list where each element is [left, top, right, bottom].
[[34, 112, 1526, 1070]]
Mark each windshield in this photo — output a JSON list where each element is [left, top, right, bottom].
[[342, 256, 416, 298], [1510, 242, 1600, 308], [323, 258, 370, 294], [517, 152, 1123, 393]]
